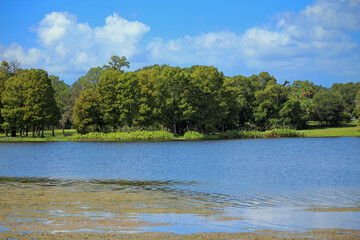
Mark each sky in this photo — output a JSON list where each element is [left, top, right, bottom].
[[0, 0, 359, 87]]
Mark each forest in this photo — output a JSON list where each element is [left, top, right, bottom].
[[1, 56, 360, 137]]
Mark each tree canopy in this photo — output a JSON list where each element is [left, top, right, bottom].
[[1, 55, 359, 136]]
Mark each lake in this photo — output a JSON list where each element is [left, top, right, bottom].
[[0, 137, 360, 233]]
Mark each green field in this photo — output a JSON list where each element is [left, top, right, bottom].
[[299, 122, 360, 137]]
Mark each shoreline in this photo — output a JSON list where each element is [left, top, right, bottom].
[[1, 229, 360, 240], [1, 122, 359, 142], [0, 134, 359, 142]]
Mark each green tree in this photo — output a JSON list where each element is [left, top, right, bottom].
[[313, 90, 346, 126], [73, 89, 102, 134], [50, 75, 70, 135], [103, 55, 130, 72], [23, 69, 60, 137], [78, 67, 104, 90], [232, 74, 259, 127], [0, 60, 22, 135], [279, 99, 307, 129], [331, 82, 360, 116], [117, 72, 141, 128], [155, 66, 189, 135], [1, 72, 26, 137], [253, 82, 289, 129], [97, 69, 122, 131], [182, 66, 226, 133]]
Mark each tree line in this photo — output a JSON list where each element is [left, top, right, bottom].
[[1, 56, 360, 136]]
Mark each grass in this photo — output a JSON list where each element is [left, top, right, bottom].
[[0, 129, 77, 141], [299, 121, 360, 137], [0, 122, 359, 142], [70, 130, 175, 141]]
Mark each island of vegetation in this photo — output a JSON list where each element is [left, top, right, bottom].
[[0, 56, 359, 141]]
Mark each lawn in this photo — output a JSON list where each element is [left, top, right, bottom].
[[0, 129, 77, 141], [299, 121, 360, 137], [0, 122, 359, 142]]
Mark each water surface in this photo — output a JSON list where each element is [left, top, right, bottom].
[[0, 137, 359, 233]]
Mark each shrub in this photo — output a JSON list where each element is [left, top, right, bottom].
[[183, 131, 204, 140], [70, 131, 174, 141]]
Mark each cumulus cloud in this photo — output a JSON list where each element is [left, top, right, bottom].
[[0, 43, 43, 66], [0, 12, 149, 79], [0, 0, 359, 84], [147, 0, 360, 81]]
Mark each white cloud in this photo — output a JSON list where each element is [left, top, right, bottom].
[[147, 0, 360, 82], [0, 0, 359, 84], [0, 43, 43, 66], [0, 12, 150, 80]]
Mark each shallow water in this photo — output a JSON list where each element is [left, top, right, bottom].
[[0, 137, 359, 233]]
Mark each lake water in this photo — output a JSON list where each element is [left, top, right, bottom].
[[0, 137, 360, 233]]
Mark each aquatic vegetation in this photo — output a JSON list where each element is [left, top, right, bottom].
[[218, 129, 303, 139], [183, 131, 204, 140], [70, 130, 175, 141]]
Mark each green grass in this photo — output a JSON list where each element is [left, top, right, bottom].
[[69, 131, 175, 141], [298, 122, 360, 137], [0, 122, 359, 142], [0, 129, 76, 141]]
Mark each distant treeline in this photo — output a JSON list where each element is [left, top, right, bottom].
[[1, 56, 360, 136]]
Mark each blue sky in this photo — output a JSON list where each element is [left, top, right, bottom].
[[1, 0, 359, 86]]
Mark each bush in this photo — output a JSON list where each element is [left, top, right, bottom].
[[183, 131, 204, 140], [70, 130, 174, 141], [264, 129, 303, 138]]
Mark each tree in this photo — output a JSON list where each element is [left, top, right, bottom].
[[78, 67, 104, 90], [156, 66, 188, 135], [117, 72, 141, 128], [1, 60, 22, 135], [50, 75, 70, 135], [279, 99, 307, 129], [103, 55, 130, 72], [23, 69, 60, 137], [136, 67, 162, 128], [253, 82, 289, 129], [73, 89, 102, 134], [182, 66, 226, 133], [1, 72, 26, 137], [331, 82, 360, 116], [313, 90, 345, 126], [97, 69, 122, 131]]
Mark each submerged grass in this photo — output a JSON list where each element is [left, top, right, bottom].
[[2, 229, 360, 240]]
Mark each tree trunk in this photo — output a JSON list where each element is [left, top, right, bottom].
[[42, 125, 44, 137], [25, 125, 28, 137], [52, 125, 55, 137], [4, 128, 8, 137], [37, 127, 41, 137], [20, 129, 22, 137], [32, 125, 35, 137], [11, 129, 16, 137], [173, 122, 177, 136]]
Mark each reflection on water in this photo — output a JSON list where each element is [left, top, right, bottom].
[[0, 137, 360, 233], [0, 176, 359, 233]]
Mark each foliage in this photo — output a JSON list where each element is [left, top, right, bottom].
[[1, 68, 59, 136], [73, 89, 102, 134], [70, 130, 174, 141], [103, 56, 130, 72], [1, 56, 359, 137], [183, 131, 204, 140], [313, 90, 346, 126]]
